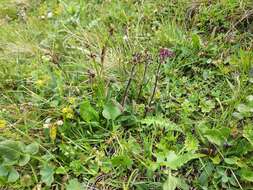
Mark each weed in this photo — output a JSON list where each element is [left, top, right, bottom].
[[0, 0, 253, 189]]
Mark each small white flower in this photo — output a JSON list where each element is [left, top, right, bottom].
[[45, 118, 52, 124], [247, 95, 253, 102], [41, 55, 51, 62], [123, 35, 128, 41], [47, 12, 53, 18], [43, 123, 50, 128], [56, 120, 64, 126]]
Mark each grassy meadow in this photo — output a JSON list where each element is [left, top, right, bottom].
[[1, 0, 253, 189]]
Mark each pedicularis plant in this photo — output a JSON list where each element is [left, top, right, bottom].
[[1, 0, 253, 190]]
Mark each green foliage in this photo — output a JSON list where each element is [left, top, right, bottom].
[[0, 139, 39, 184], [79, 100, 99, 122], [40, 164, 55, 186], [163, 173, 189, 190], [102, 100, 122, 120], [66, 178, 82, 190], [1, 0, 253, 189], [163, 151, 203, 170], [111, 155, 133, 169]]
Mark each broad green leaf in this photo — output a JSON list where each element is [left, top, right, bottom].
[[163, 173, 189, 190], [0, 140, 24, 161], [0, 165, 9, 177], [8, 168, 19, 182], [66, 178, 82, 190], [165, 151, 202, 170], [224, 157, 239, 165], [204, 127, 230, 146], [198, 162, 214, 186], [55, 166, 67, 174], [25, 142, 39, 155], [18, 154, 30, 166], [240, 168, 253, 182], [102, 100, 121, 120], [80, 100, 99, 122], [243, 125, 253, 146], [111, 155, 133, 169], [118, 114, 137, 127], [40, 164, 55, 186]]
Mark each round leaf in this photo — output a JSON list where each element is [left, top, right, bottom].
[[8, 168, 19, 182], [102, 100, 121, 120], [25, 142, 39, 155]]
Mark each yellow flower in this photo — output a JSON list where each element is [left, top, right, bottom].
[[68, 97, 76, 104], [62, 107, 71, 113], [66, 113, 73, 119], [62, 107, 74, 119], [0, 120, 6, 128], [54, 4, 63, 16], [35, 75, 50, 87], [35, 79, 45, 87], [50, 125, 57, 142], [155, 90, 161, 99]]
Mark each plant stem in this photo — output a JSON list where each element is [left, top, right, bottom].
[[137, 60, 149, 101], [121, 63, 137, 107], [144, 60, 163, 116], [100, 41, 107, 75]]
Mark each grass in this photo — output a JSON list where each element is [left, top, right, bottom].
[[0, 0, 253, 189]]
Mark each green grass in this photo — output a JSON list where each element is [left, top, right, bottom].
[[1, 0, 253, 189]]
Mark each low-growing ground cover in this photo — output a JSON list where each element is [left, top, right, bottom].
[[1, 0, 253, 189]]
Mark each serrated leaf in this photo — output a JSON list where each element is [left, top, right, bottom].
[[66, 178, 82, 190], [25, 142, 39, 155], [80, 100, 99, 122], [165, 151, 202, 170], [185, 134, 199, 151], [102, 100, 121, 120], [40, 164, 55, 186], [8, 168, 19, 182], [141, 117, 183, 133]]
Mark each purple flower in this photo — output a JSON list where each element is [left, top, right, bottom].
[[159, 48, 174, 60]]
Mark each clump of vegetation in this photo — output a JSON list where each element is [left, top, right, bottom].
[[0, 0, 253, 189]]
